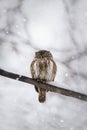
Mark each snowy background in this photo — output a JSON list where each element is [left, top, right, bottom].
[[0, 0, 87, 130]]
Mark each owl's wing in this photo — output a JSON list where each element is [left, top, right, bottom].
[[30, 60, 39, 93], [51, 59, 57, 81], [30, 59, 36, 79]]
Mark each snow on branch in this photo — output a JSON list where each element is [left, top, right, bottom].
[[0, 68, 87, 102]]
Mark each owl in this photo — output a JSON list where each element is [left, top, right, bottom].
[[30, 50, 57, 103]]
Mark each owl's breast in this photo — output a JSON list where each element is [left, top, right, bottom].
[[31, 58, 56, 81]]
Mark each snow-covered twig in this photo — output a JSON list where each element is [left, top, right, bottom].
[[0, 68, 87, 102]]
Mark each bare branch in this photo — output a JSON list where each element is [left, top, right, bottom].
[[0, 68, 87, 101]]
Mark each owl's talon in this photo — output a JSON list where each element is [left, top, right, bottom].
[[36, 78, 41, 82], [36, 78, 46, 84], [42, 80, 46, 84]]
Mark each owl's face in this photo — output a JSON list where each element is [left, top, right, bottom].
[[35, 50, 53, 59]]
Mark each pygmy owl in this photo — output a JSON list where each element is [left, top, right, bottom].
[[30, 50, 57, 103]]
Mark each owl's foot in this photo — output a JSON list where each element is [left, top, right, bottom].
[[35, 78, 41, 82], [41, 80, 46, 84], [35, 78, 46, 83]]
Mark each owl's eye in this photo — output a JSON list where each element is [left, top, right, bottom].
[[43, 52, 47, 57], [35, 52, 42, 58]]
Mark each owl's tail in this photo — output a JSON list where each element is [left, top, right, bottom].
[[38, 88, 46, 103], [34, 86, 46, 103]]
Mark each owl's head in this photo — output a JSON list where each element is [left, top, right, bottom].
[[35, 50, 53, 59]]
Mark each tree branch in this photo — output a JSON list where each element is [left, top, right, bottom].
[[0, 68, 87, 101]]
